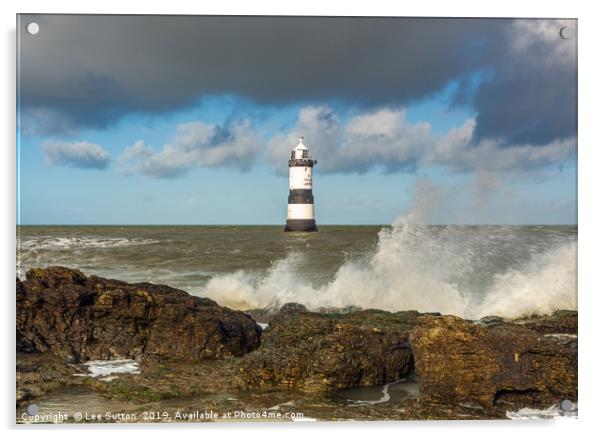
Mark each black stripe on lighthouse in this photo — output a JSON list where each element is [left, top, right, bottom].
[[288, 189, 314, 204], [286, 189, 317, 231], [285, 219, 317, 232]]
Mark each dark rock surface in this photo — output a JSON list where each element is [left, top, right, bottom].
[[240, 309, 418, 392], [410, 314, 577, 407], [17, 267, 261, 362], [243, 302, 309, 325], [15, 266, 578, 420], [512, 310, 578, 335], [95, 358, 244, 402], [17, 352, 89, 407]]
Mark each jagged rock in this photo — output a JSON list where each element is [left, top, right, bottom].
[[477, 315, 510, 327], [409, 315, 577, 407], [16, 267, 261, 362], [513, 310, 578, 335], [277, 302, 309, 315], [96, 357, 245, 402], [240, 309, 418, 392], [16, 352, 90, 407], [244, 302, 309, 325], [316, 304, 363, 314], [15, 266, 580, 419]]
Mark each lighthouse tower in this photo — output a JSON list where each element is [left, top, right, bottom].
[[285, 137, 318, 232]]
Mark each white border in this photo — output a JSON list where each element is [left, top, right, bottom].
[[2, 1, 600, 437]]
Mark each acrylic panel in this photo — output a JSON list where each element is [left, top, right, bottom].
[[16, 14, 578, 424]]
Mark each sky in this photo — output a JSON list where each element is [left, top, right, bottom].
[[17, 15, 577, 225]]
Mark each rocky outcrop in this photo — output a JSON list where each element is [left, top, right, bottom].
[[512, 310, 577, 335], [240, 309, 417, 392], [17, 352, 87, 407], [409, 315, 577, 407], [243, 302, 310, 325], [17, 267, 261, 362], [15, 266, 579, 419]]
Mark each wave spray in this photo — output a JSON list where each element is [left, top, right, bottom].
[[201, 217, 577, 319]]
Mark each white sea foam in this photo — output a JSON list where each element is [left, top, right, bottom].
[[506, 404, 577, 420], [19, 236, 159, 251], [201, 218, 576, 319], [268, 400, 295, 410], [472, 242, 577, 318], [544, 333, 578, 340], [74, 359, 141, 382]]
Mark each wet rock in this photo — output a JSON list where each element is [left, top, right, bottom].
[[240, 309, 417, 392], [15, 268, 579, 419], [277, 302, 309, 315], [17, 267, 261, 362], [96, 358, 244, 402], [409, 315, 577, 407], [512, 310, 577, 335], [316, 304, 363, 314], [242, 308, 273, 325], [477, 315, 510, 327], [16, 352, 90, 407], [244, 302, 309, 325]]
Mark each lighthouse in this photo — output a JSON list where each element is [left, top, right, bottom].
[[285, 137, 318, 232]]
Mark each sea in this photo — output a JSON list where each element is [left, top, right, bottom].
[[16, 222, 577, 319]]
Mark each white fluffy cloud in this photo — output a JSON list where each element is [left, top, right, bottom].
[[115, 104, 575, 179], [118, 119, 261, 178], [509, 19, 575, 63], [266, 106, 433, 174], [41, 140, 110, 169], [266, 105, 575, 175]]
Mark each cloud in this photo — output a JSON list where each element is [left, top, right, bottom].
[[467, 19, 577, 145], [118, 119, 261, 178], [266, 105, 576, 175], [98, 88, 578, 180], [113, 103, 574, 179], [40, 140, 110, 169], [20, 16, 500, 133], [267, 106, 433, 175], [20, 16, 576, 154]]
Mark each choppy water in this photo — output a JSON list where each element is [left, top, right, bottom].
[[16, 223, 577, 318]]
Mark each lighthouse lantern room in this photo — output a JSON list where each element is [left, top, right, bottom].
[[285, 137, 318, 232]]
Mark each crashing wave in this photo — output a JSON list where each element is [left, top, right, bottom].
[[201, 219, 576, 319]]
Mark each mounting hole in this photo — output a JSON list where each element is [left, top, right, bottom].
[[559, 26, 573, 40], [26, 22, 40, 35], [26, 403, 40, 415], [560, 399, 574, 411]]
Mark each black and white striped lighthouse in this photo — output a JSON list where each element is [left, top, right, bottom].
[[285, 137, 318, 232]]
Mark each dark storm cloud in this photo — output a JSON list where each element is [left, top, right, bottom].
[[18, 15, 576, 149], [467, 20, 577, 145], [473, 71, 576, 146], [19, 15, 499, 131]]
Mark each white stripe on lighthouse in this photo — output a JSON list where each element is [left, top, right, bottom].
[[287, 204, 314, 220], [289, 166, 313, 189]]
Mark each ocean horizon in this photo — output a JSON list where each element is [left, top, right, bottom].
[[17, 223, 577, 320]]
